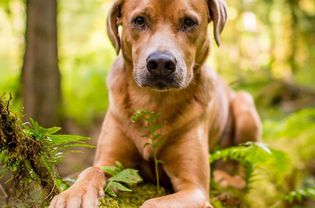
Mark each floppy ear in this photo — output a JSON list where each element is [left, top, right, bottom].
[[107, 0, 123, 54], [208, 0, 228, 46]]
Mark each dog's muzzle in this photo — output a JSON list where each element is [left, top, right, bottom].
[[146, 51, 176, 77], [144, 51, 180, 90]]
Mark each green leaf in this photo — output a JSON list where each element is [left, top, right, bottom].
[[46, 127, 62, 135], [49, 135, 90, 145], [102, 166, 120, 176], [54, 178, 70, 192], [110, 181, 132, 192], [108, 169, 143, 185], [102, 162, 125, 176], [105, 186, 118, 197], [103, 162, 143, 197]]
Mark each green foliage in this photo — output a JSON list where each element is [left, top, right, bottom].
[[284, 187, 315, 204], [210, 142, 272, 164], [62, 62, 109, 125], [210, 142, 290, 187], [264, 108, 315, 141], [247, 108, 315, 208], [131, 110, 165, 193], [273, 109, 315, 206], [59, 0, 115, 125], [208, 109, 315, 207], [102, 161, 143, 197], [263, 108, 315, 181], [0, 96, 91, 205], [209, 142, 292, 208], [24, 118, 93, 164]]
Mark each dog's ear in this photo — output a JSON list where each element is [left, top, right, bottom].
[[208, 0, 228, 46], [107, 0, 123, 54]]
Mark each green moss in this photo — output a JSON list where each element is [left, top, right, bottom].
[[98, 184, 232, 208], [0, 96, 90, 206], [0, 96, 57, 198], [99, 184, 167, 208]]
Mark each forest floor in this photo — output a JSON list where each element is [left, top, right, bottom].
[[99, 184, 167, 208], [1, 80, 315, 208]]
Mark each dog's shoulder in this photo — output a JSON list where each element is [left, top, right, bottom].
[[107, 56, 125, 90], [203, 65, 231, 95], [203, 65, 219, 84]]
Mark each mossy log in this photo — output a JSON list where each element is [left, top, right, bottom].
[[0, 96, 59, 200]]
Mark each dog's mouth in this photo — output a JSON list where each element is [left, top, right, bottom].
[[133, 61, 187, 91], [139, 76, 181, 91], [155, 82, 167, 90], [152, 80, 171, 90]]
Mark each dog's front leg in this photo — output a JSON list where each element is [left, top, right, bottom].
[[50, 111, 140, 208], [141, 126, 211, 208]]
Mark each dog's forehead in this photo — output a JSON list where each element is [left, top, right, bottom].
[[123, 0, 208, 17]]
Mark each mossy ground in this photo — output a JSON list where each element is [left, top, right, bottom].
[[99, 184, 168, 208], [99, 183, 243, 208]]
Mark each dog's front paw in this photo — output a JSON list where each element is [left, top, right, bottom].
[[50, 167, 105, 208], [49, 182, 104, 208]]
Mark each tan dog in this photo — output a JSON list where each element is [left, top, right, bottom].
[[50, 0, 261, 207]]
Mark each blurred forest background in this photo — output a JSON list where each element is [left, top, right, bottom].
[[0, 0, 315, 207]]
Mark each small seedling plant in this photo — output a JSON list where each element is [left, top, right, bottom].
[[101, 161, 143, 197], [131, 110, 165, 193]]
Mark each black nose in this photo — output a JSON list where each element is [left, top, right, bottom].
[[146, 52, 176, 77]]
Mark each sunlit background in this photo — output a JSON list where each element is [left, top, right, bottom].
[[0, 0, 315, 207], [1, 0, 315, 122]]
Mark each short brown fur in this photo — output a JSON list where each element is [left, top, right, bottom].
[[50, 0, 261, 207]]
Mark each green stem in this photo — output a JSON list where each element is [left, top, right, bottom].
[[153, 150, 160, 194]]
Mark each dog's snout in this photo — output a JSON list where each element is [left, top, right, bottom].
[[146, 52, 176, 77]]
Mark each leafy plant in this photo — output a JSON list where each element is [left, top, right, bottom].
[[0, 95, 92, 205], [210, 142, 291, 191], [263, 108, 315, 207], [284, 187, 315, 204], [102, 161, 143, 197], [131, 110, 165, 193], [209, 142, 294, 208]]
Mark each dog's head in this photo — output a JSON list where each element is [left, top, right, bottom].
[[107, 0, 227, 91]]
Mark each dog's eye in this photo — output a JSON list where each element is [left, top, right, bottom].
[[133, 16, 146, 29], [182, 18, 197, 31]]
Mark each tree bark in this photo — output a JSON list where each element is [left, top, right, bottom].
[[22, 0, 62, 127], [287, 0, 299, 75]]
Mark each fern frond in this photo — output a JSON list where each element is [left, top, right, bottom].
[[210, 142, 290, 187]]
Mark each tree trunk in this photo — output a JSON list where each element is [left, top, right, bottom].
[[22, 0, 62, 127], [287, 0, 299, 75]]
